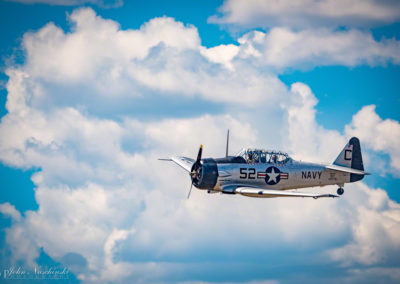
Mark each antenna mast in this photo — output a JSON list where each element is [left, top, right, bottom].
[[225, 129, 229, 157]]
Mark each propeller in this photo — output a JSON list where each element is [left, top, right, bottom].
[[188, 144, 203, 199], [187, 183, 193, 199], [196, 144, 203, 162]]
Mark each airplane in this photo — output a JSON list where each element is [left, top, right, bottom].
[[160, 131, 370, 199]]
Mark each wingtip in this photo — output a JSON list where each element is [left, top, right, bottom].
[[314, 194, 339, 199]]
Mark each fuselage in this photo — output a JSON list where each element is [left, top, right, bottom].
[[209, 160, 351, 191], [168, 137, 367, 198]]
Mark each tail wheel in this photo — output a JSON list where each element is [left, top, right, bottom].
[[337, 187, 344, 195]]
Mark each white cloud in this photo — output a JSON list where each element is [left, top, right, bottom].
[[210, 0, 400, 29], [17, 7, 286, 109], [22, 9, 201, 83], [328, 184, 400, 266], [200, 44, 240, 70], [198, 27, 400, 72], [235, 28, 400, 69], [282, 82, 345, 163], [13, 6, 399, 117], [209, 1, 400, 71], [0, 202, 21, 221], [345, 105, 400, 176], [0, 7, 400, 283]]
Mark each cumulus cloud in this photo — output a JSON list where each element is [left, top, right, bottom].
[[200, 28, 400, 73], [17, 7, 285, 110], [282, 82, 345, 162], [199, 28, 400, 72], [0, 7, 400, 283], [0, 202, 21, 221], [346, 105, 400, 176], [235, 28, 400, 70], [209, 1, 400, 71], [22, 9, 201, 82], [210, 0, 400, 29], [328, 184, 400, 266]]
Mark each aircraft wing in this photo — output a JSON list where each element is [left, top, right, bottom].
[[224, 186, 338, 199], [170, 156, 195, 172], [325, 164, 370, 175]]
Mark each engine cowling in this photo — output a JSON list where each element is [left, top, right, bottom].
[[191, 158, 218, 189]]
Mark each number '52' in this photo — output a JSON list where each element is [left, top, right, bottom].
[[240, 168, 256, 179]]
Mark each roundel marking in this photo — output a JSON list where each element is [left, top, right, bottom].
[[265, 166, 281, 185]]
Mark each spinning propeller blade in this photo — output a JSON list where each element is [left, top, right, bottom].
[[188, 144, 203, 199], [196, 144, 203, 163], [187, 183, 193, 199]]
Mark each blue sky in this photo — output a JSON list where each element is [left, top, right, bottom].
[[0, 0, 400, 283]]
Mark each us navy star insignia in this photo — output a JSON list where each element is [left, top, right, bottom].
[[267, 167, 279, 183], [265, 166, 282, 185]]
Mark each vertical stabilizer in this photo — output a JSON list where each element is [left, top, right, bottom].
[[333, 137, 365, 182], [334, 141, 353, 168], [349, 137, 364, 171]]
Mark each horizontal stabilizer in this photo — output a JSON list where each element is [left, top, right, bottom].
[[326, 164, 370, 175]]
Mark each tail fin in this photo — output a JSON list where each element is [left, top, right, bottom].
[[334, 137, 365, 182]]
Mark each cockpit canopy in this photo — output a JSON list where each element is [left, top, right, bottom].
[[236, 148, 292, 164]]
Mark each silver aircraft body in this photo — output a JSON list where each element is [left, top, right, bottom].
[[161, 132, 370, 199]]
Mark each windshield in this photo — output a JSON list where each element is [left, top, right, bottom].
[[237, 149, 292, 164]]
